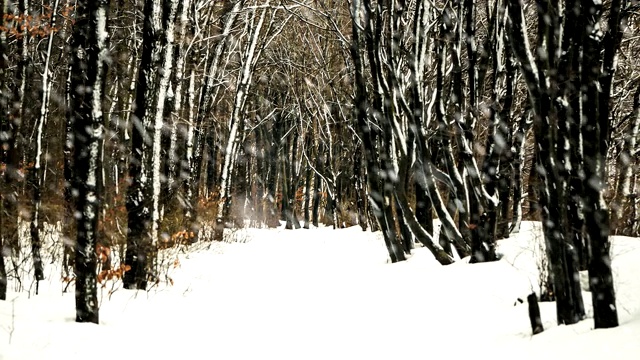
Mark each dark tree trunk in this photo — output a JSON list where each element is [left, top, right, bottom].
[[282, 120, 301, 229], [0, 211, 5, 299], [205, 131, 218, 196], [254, 128, 265, 226], [510, 109, 532, 233], [281, 134, 293, 229], [265, 130, 279, 227], [350, 0, 405, 263], [266, 112, 282, 228], [70, 0, 109, 324], [0, 0, 6, 300], [557, 0, 588, 272], [414, 182, 433, 236], [396, 196, 414, 255], [507, 0, 585, 325], [63, 66, 76, 278], [289, 125, 301, 229], [303, 133, 312, 229], [354, 142, 367, 231], [124, 0, 166, 290], [28, 170, 45, 285], [527, 293, 544, 335], [496, 34, 516, 240], [160, 87, 174, 218], [0, 2, 11, 300], [311, 142, 324, 227], [433, 20, 470, 257], [581, 0, 623, 329]]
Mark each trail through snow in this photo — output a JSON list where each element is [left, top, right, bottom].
[[1, 222, 639, 359]]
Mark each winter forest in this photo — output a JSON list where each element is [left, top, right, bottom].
[[1, 0, 640, 357]]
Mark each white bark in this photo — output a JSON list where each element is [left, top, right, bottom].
[[216, 4, 271, 228], [35, 0, 60, 173], [150, 0, 179, 245], [621, 102, 640, 198], [167, 0, 192, 193], [184, 70, 196, 220], [124, 57, 138, 143]]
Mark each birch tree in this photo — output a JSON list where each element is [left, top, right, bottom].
[[184, 0, 244, 237], [30, 0, 64, 288], [70, 0, 109, 324], [124, 0, 176, 290], [214, 2, 291, 240]]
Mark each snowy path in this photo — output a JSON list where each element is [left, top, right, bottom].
[[1, 223, 640, 359]]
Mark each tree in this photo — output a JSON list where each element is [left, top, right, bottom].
[[0, 0, 8, 301], [30, 0, 64, 290], [507, 0, 585, 326], [581, 0, 626, 329], [507, 0, 626, 328], [69, 0, 110, 324], [185, 0, 244, 239], [214, 1, 291, 239], [124, 0, 172, 290]]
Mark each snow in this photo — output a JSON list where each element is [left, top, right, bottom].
[[2, 221, 640, 360]]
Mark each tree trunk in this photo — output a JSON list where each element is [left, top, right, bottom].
[[582, 0, 623, 329], [185, 0, 244, 237], [354, 141, 368, 231], [215, 5, 273, 240], [62, 66, 76, 279], [31, 0, 65, 286], [0, 1, 7, 300], [311, 141, 323, 227], [124, 0, 168, 290], [507, 0, 585, 325], [510, 110, 532, 234], [303, 134, 312, 229], [615, 86, 640, 235], [527, 293, 544, 335], [70, 0, 109, 324]]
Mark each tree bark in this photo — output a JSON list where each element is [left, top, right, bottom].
[[0, 0, 8, 301], [31, 0, 64, 286], [507, 0, 585, 325], [215, 4, 271, 241], [70, 0, 109, 324], [124, 0, 168, 289], [582, 0, 624, 329]]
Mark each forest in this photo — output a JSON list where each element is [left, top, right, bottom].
[[0, 0, 638, 336]]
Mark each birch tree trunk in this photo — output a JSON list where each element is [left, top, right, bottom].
[[214, 4, 278, 240], [31, 0, 64, 286], [4, 0, 32, 284], [149, 0, 178, 245], [70, 0, 109, 324], [124, 0, 167, 290], [63, 66, 76, 277], [185, 0, 244, 238]]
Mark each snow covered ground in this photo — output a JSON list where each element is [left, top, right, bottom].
[[1, 221, 639, 360]]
